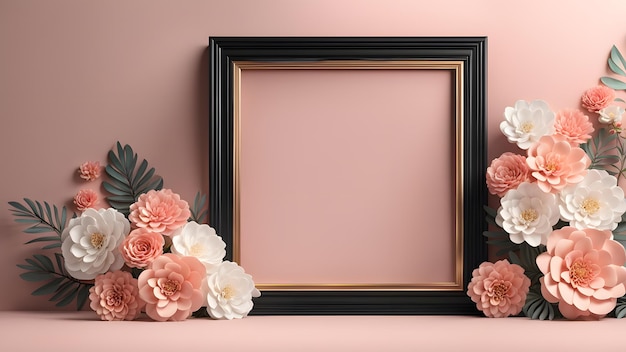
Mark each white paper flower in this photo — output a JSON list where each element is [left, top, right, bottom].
[[558, 169, 626, 231], [171, 221, 226, 273], [206, 261, 261, 319], [598, 105, 624, 124], [500, 100, 555, 149], [61, 208, 130, 280], [496, 182, 560, 247]]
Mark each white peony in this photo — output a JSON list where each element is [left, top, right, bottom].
[[496, 182, 560, 247], [598, 105, 624, 125], [171, 221, 226, 273], [206, 261, 261, 319], [61, 208, 130, 280], [500, 100, 555, 150], [558, 169, 626, 231]]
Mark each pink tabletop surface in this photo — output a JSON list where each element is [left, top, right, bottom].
[[1, 311, 624, 352]]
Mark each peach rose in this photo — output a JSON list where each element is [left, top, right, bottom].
[[120, 228, 164, 268], [486, 152, 531, 197], [537, 227, 626, 319], [73, 189, 98, 211], [89, 270, 145, 321], [554, 109, 594, 147], [581, 86, 615, 112], [128, 189, 190, 236], [526, 135, 590, 193], [78, 161, 101, 181], [138, 254, 206, 321], [467, 260, 531, 318]]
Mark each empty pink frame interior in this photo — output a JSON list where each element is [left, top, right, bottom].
[[238, 65, 459, 288]]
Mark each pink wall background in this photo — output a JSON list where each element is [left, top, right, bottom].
[[1, 0, 626, 310]]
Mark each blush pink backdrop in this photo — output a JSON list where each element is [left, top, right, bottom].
[[2, 0, 626, 311]]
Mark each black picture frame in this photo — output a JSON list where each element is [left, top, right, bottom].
[[209, 36, 487, 314]]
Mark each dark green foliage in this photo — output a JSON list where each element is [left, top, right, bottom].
[[8, 199, 70, 249], [103, 142, 163, 216], [190, 192, 208, 223], [16, 253, 92, 310]]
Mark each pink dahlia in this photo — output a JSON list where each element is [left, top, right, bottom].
[[138, 253, 206, 321], [526, 135, 590, 193], [486, 152, 531, 197], [537, 227, 626, 319], [120, 228, 164, 268], [554, 109, 594, 147], [73, 189, 99, 211], [581, 86, 616, 112], [89, 270, 144, 321], [467, 260, 531, 318], [128, 189, 190, 236], [78, 161, 101, 181]]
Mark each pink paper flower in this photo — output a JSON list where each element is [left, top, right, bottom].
[[486, 152, 531, 197], [128, 189, 191, 236], [89, 270, 145, 321], [581, 85, 615, 112], [78, 161, 101, 181], [73, 189, 99, 211], [120, 228, 164, 268], [554, 109, 594, 146], [526, 135, 590, 193], [138, 253, 206, 322], [467, 260, 531, 318], [537, 227, 626, 319]]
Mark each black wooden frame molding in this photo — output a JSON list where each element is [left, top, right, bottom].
[[209, 36, 487, 314]]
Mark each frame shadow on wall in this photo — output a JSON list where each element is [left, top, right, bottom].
[[209, 37, 487, 314]]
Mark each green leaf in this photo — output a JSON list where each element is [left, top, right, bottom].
[[76, 284, 92, 310], [102, 182, 128, 196], [24, 236, 60, 245], [104, 142, 163, 215], [16, 264, 39, 271], [190, 192, 208, 222], [49, 281, 76, 302], [33, 254, 54, 271], [23, 226, 54, 234], [55, 286, 79, 307], [42, 243, 62, 250], [8, 201, 30, 213], [508, 251, 521, 266], [615, 298, 626, 318], [601, 76, 626, 90], [523, 290, 556, 320], [31, 277, 65, 296], [20, 271, 55, 282], [609, 45, 626, 76]]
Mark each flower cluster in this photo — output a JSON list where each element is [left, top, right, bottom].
[[74, 188, 259, 322], [470, 88, 626, 320], [12, 143, 260, 321]]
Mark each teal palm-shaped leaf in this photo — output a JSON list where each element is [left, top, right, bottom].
[[580, 128, 620, 175], [103, 142, 163, 216], [16, 253, 93, 310], [8, 199, 70, 249], [523, 290, 558, 320], [189, 192, 208, 223]]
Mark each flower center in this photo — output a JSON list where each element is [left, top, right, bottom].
[[161, 279, 181, 296], [543, 156, 561, 173], [520, 122, 534, 133], [90, 232, 105, 249], [488, 280, 510, 303], [105, 286, 123, 307], [521, 209, 538, 223], [581, 198, 600, 215], [569, 259, 596, 288], [190, 243, 204, 257], [221, 285, 236, 300]]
